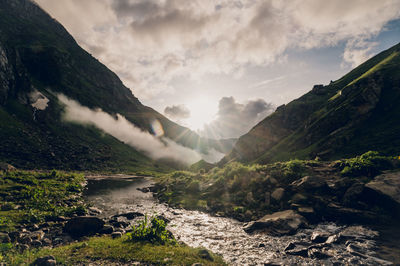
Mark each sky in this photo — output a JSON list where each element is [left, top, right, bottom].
[[34, 0, 400, 139]]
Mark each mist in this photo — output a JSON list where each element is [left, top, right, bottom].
[[57, 94, 206, 165]]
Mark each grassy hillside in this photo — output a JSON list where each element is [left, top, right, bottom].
[[223, 42, 400, 164]]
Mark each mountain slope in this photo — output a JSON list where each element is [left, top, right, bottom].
[[0, 0, 230, 171], [223, 42, 400, 164]]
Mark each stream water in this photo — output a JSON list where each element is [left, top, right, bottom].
[[83, 176, 395, 265]]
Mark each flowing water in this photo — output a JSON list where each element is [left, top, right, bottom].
[[84, 176, 395, 265]]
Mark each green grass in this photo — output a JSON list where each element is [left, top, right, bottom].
[[3, 235, 226, 265], [0, 170, 86, 231], [347, 51, 399, 86]]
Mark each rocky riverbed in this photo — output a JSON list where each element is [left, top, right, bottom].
[[82, 176, 396, 265]]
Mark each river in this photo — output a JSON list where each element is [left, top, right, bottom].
[[83, 176, 395, 265]]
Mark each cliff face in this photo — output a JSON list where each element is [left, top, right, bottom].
[[223, 43, 400, 164]]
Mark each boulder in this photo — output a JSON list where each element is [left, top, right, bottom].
[[111, 232, 122, 239], [271, 188, 285, 201], [243, 210, 307, 236], [64, 216, 104, 237], [32, 255, 56, 266], [291, 175, 327, 191], [365, 171, 400, 212]]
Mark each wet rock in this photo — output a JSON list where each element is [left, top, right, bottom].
[[113, 212, 144, 220], [137, 187, 151, 193], [243, 210, 307, 236], [284, 242, 296, 251], [64, 216, 105, 237], [271, 188, 285, 201], [32, 255, 56, 266], [88, 207, 102, 214], [311, 231, 329, 243], [307, 248, 331, 259], [198, 249, 213, 261], [99, 225, 114, 234], [111, 232, 122, 239], [285, 247, 308, 257], [325, 234, 341, 244], [111, 220, 130, 228]]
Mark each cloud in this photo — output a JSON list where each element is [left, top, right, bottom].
[[342, 39, 378, 68], [35, 0, 400, 101], [57, 94, 202, 165], [164, 104, 191, 120], [199, 97, 275, 139]]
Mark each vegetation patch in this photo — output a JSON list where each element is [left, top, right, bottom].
[[0, 170, 86, 232], [3, 235, 225, 265]]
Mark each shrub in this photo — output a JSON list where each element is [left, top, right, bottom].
[[127, 215, 175, 245], [340, 151, 393, 177]]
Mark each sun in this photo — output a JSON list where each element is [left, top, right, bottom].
[[185, 97, 217, 131]]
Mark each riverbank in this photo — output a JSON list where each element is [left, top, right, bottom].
[[153, 151, 400, 263], [0, 169, 225, 265]]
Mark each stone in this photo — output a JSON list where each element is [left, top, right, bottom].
[[307, 248, 331, 259], [30, 230, 45, 241], [291, 175, 327, 191], [19, 236, 32, 244], [32, 255, 56, 266], [286, 247, 308, 257], [99, 225, 114, 234], [271, 188, 285, 201], [31, 240, 42, 248], [325, 234, 341, 244], [111, 232, 122, 239], [88, 207, 102, 214], [284, 242, 296, 251], [365, 171, 400, 208], [258, 243, 265, 247], [42, 238, 52, 246], [198, 249, 213, 261], [64, 216, 105, 237], [113, 212, 144, 220], [311, 231, 329, 243], [243, 210, 307, 236]]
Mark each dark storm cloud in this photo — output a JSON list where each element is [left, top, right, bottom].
[[201, 97, 275, 139], [164, 104, 191, 120]]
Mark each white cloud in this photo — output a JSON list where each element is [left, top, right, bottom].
[[57, 94, 202, 165], [342, 39, 378, 68], [35, 0, 400, 101], [199, 97, 275, 139]]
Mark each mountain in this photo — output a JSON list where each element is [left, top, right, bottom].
[[223, 42, 400, 164], [0, 0, 233, 171]]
